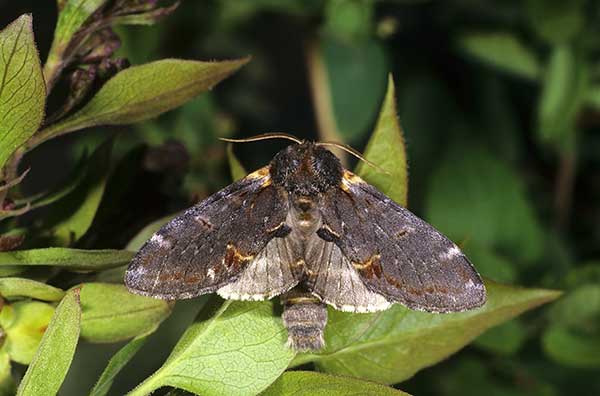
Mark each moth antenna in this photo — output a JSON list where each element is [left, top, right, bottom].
[[219, 133, 302, 145], [316, 141, 391, 175]]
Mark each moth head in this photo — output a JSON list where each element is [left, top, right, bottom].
[[270, 142, 343, 195]]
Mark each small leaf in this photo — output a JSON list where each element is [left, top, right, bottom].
[[459, 32, 540, 80], [44, 0, 109, 84], [0, 248, 133, 270], [356, 75, 408, 207], [89, 334, 149, 396], [261, 371, 410, 396], [16, 289, 81, 396], [0, 301, 54, 365], [0, 278, 64, 301], [42, 58, 249, 140], [0, 14, 46, 169], [127, 297, 295, 396], [537, 45, 587, 148], [291, 280, 560, 384], [80, 283, 171, 343], [226, 144, 247, 181], [48, 139, 113, 245]]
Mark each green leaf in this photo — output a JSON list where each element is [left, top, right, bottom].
[[356, 75, 408, 207], [323, 37, 388, 142], [44, 0, 108, 84], [0, 248, 133, 270], [537, 45, 587, 148], [261, 371, 410, 396], [227, 144, 247, 181], [527, 0, 585, 45], [323, 0, 374, 42], [16, 289, 81, 396], [41, 58, 249, 141], [0, 14, 45, 169], [425, 144, 544, 263], [0, 278, 64, 301], [474, 319, 527, 356], [291, 280, 560, 384], [0, 351, 15, 396], [0, 301, 54, 365], [127, 297, 295, 396], [458, 32, 540, 80], [48, 139, 113, 245], [89, 334, 149, 396], [542, 324, 600, 369], [80, 283, 172, 343]]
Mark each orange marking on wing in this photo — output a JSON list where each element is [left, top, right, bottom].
[[353, 254, 383, 279], [223, 243, 254, 272]]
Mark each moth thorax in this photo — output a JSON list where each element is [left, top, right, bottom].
[[281, 295, 328, 352]]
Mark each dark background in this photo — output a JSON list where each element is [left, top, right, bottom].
[[1, 0, 599, 395]]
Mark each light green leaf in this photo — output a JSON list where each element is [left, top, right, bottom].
[[459, 32, 540, 80], [227, 144, 247, 181], [48, 140, 113, 245], [0, 351, 15, 396], [0, 278, 64, 301], [80, 283, 171, 343], [426, 144, 543, 263], [261, 371, 410, 396], [0, 14, 45, 169], [356, 74, 407, 207], [537, 45, 587, 148], [16, 289, 81, 396], [0, 301, 54, 365], [44, 0, 108, 85], [39, 58, 249, 142], [127, 298, 295, 396], [0, 248, 133, 270], [89, 334, 149, 396], [291, 280, 560, 384]]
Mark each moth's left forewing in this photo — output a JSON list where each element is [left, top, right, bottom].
[[318, 170, 486, 313]]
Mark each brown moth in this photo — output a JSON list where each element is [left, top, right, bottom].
[[125, 134, 486, 351]]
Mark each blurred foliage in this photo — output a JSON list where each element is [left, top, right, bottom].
[[0, 0, 598, 395]]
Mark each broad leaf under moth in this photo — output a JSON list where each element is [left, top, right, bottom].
[[125, 136, 486, 351]]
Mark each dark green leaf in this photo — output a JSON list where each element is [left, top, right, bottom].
[[0, 248, 132, 270], [542, 324, 600, 369], [89, 334, 149, 396], [0, 278, 64, 301], [261, 371, 410, 395], [127, 297, 295, 396], [0, 301, 55, 365], [458, 32, 540, 80], [323, 0, 374, 42], [80, 283, 172, 343], [527, 0, 584, 45], [0, 14, 45, 169], [474, 319, 527, 356], [41, 58, 249, 141], [16, 289, 81, 396], [291, 280, 560, 384], [356, 75, 408, 207], [227, 144, 247, 181], [426, 144, 543, 263], [48, 139, 113, 245], [537, 45, 587, 148]]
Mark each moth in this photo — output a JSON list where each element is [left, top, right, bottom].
[[125, 133, 486, 351]]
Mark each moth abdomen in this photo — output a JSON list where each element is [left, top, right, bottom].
[[281, 290, 328, 352]]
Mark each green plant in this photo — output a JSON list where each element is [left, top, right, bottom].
[[0, 1, 579, 395]]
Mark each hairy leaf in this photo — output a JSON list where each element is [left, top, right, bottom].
[[291, 281, 560, 384], [89, 334, 149, 396], [127, 297, 294, 396], [16, 289, 81, 396], [80, 283, 171, 343], [42, 58, 249, 140], [262, 371, 410, 395], [356, 74, 408, 207], [0, 14, 45, 169], [0, 301, 55, 365], [0, 278, 64, 301], [0, 248, 133, 270], [459, 32, 540, 80]]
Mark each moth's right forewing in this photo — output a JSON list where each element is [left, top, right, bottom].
[[125, 166, 288, 299]]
